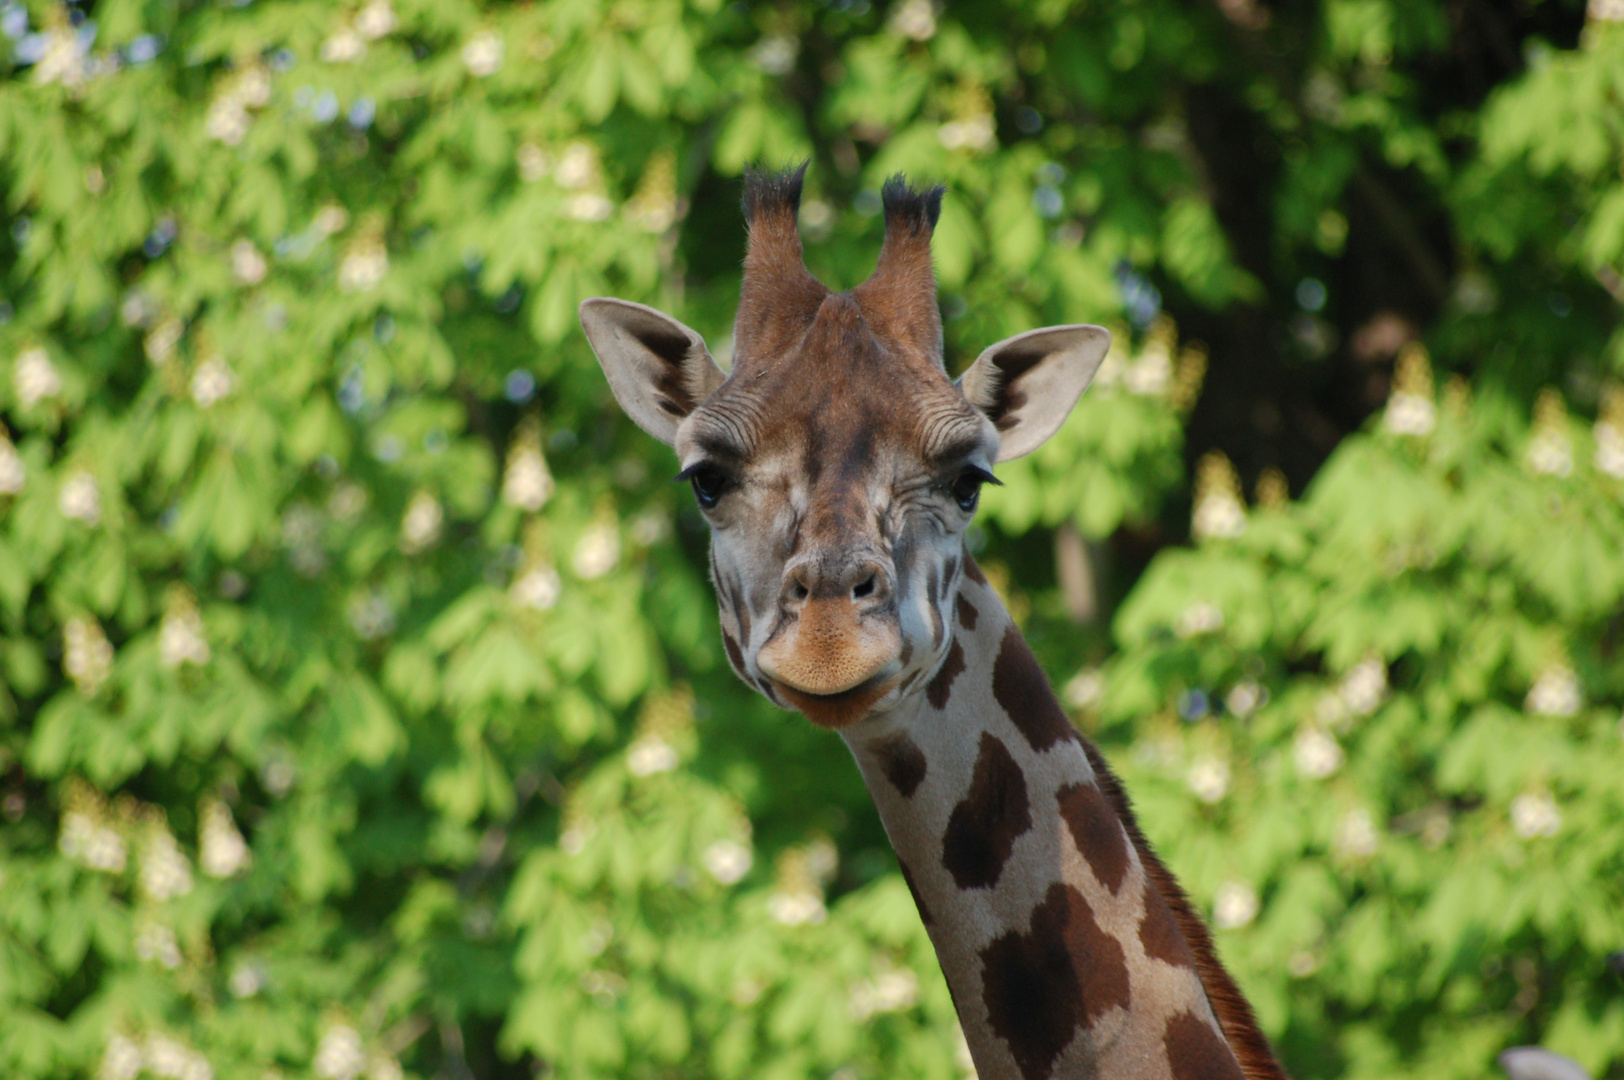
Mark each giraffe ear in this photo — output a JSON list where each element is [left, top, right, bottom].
[[955, 325, 1112, 462], [580, 298, 728, 447]]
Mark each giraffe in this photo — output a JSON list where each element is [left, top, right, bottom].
[[579, 165, 1288, 1080]]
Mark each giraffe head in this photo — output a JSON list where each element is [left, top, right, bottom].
[[582, 166, 1109, 729]]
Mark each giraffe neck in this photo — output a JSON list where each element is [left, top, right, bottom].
[[842, 560, 1282, 1080]]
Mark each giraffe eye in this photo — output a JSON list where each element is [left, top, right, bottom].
[[677, 463, 731, 508], [951, 467, 997, 513]]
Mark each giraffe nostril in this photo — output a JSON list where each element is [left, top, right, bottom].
[[792, 581, 810, 601], [853, 575, 876, 600]]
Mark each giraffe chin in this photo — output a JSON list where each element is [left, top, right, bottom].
[[772, 676, 896, 730]]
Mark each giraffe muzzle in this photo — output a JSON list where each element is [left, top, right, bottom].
[[756, 558, 903, 725]]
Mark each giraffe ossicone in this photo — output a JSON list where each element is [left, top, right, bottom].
[[581, 165, 1288, 1080]]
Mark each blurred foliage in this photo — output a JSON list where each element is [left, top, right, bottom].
[[0, 1, 1620, 1079]]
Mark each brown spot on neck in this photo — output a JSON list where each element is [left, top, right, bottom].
[[955, 592, 978, 630], [941, 733, 1030, 890], [963, 556, 988, 585], [1139, 878, 1199, 971], [1055, 781, 1130, 895], [925, 637, 966, 710], [1165, 1011, 1246, 1080], [870, 731, 927, 798], [991, 624, 1080, 753], [979, 882, 1130, 1080]]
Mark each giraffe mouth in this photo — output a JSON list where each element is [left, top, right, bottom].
[[769, 668, 900, 730]]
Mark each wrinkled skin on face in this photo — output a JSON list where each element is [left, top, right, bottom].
[[676, 293, 999, 728]]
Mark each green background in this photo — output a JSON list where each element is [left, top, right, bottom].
[[2, 0, 1622, 1077]]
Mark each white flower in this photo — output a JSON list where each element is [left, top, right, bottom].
[[98, 1034, 143, 1080], [627, 737, 678, 776], [200, 800, 251, 878], [312, 205, 350, 237], [511, 565, 562, 610], [236, 67, 271, 108], [628, 510, 671, 546], [260, 755, 297, 798], [321, 28, 366, 63], [338, 240, 388, 292], [145, 318, 184, 364], [60, 810, 127, 872], [937, 115, 996, 151], [314, 1025, 366, 1080], [122, 290, 158, 328], [1294, 727, 1344, 779], [205, 97, 252, 145], [702, 839, 753, 885], [1213, 882, 1259, 929], [135, 923, 183, 969], [228, 961, 267, 998], [144, 1035, 212, 1080], [572, 523, 621, 580], [889, 0, 938, 40], [190, 357, 235, 408], [1526, 665, 1581, 716], [554, 143, 599, 190], [1383, 392, 1436, 437], [1123, 344, 1173, 397], [850, 968, 919, 1019], [804, 838, 838, 882], [0, 434, 25, 495], [559, 821, 595, 855], [751, 35, 798, 75], [1526, 430, 1573, 476], [230, 238, 267, 284], [1063, 669, 1104, 709], [399, 491, 444, 553], [1174, 602, 1223, 638], [1338, 656, 1387, 717], [767, 888, 826, 926], [1333, 807, 1380, 858], [1595, 422, 1624, 478], [160, 606, 210, 668], [141, 830, 194, 901], [1225, 681, 1264, 719], [355, 0, 396, 39], [565, 193, 612, 222], [1511, 792, 1561, 838], [461, 32, 504, 77], [282, 503, 327, 576], [64, 616, 114, 694], [60, 471, 102, 525], [33, 25, 90, 87], [14, 347, 61, 406], [1185, 756, 1230, 804], [1590, 0, 1624, 23], [347, 592, 396, 640], [1192, 491, 1247, 540], [501, 447, 554, 511], [516, 143, 550, 183], [328, 481, 368, 521]]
